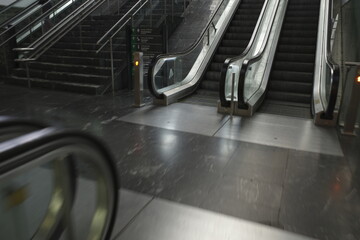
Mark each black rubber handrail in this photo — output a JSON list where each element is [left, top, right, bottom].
[[219, 0, 270, 108], [147, 0, 229, 99], [0, 126, 119, 240], [321, 0, 339, 120], [225, 0, 281, 109]]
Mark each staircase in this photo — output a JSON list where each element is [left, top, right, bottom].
[[5, 0, 185, 94], [262, 0, 320, 118], [182, 0, 265, 106], [6, 0, 139, 94]]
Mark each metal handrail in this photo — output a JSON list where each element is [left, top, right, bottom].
[[322, 0, 340, 120], [16, 0, 96, 52], [219, 0, 271, 108], [229, 0, 281, 109], [148, 0, 229, 99], [0, 0, 71, 48], [14, 0, 104, 61], [97, 0, 145, 45], [0, 1, 39, 29], [96, 0, 149, 53]]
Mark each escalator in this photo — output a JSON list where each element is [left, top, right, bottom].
[[183, 0, 265, 106], [148, 0, 272, 106], [0, 117, 119, 240], [259, 0, 320, 118]]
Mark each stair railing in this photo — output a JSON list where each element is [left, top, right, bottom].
[[95, 0, 149, 95]]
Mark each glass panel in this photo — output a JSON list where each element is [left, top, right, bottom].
[[0, 163, 55, 240], [0, 147, 116, 240], [151, 0, 230, 95]]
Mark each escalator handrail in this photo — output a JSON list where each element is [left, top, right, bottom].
[[148, 0, 228, 99], [0, 1, 39, 30], [322, 0, 340, 120], [0, 127, 119, 240], [219, 0, 271, 108], [229, 0, 280, 109], [0, 0, 72, 48]]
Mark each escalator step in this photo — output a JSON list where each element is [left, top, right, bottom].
[[279, 37, 317, 46], [270, 70, 313, 82], [267, 91, 312, 104], [225, 33, 252, 40], [273, 61, 314, 72], [282, 23, 319, 31], [201, 80, 219, 91], [228, 26, 257, 33], [281, 30, 317, 38], [218, 46, 245, 55], [286, 16, 318, 23], [269, 80, 313, 94], [213, 54, 237, 63], [210, 63, 223, 72], [275, 53, 315, 63], [277, 45, 316, 54], [205, 71, 221, 82], [221, 39, 249, 48]]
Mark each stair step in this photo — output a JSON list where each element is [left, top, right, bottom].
[[5, 76, 103, 95], [27, 62, 112, 75]]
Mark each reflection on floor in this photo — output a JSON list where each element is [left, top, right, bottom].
[[0, 85, 359, 240], [114, 189, 314, 240]]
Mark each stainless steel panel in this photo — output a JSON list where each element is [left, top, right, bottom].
[[119, 103, 229, 136], [215, 113, 343, 156]]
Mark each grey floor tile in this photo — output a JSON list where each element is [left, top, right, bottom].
[[280, 150, 360, 240], [225, 160, 286, 185], [117, 198, 313, 240], [208, 175, 283, 209], [119, 103, 229, 136], [159, 169, 221, 207], [215, 114, 343, 156], [111, 189, 153, 239]]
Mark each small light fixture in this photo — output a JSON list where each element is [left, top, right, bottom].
[[135, 60, 140, 67], [357, 75, 360, 83]]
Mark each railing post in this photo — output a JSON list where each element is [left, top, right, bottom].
[[109, 37, 115, 96]]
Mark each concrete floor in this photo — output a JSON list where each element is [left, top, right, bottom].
[[0, 84, 359, 240]]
